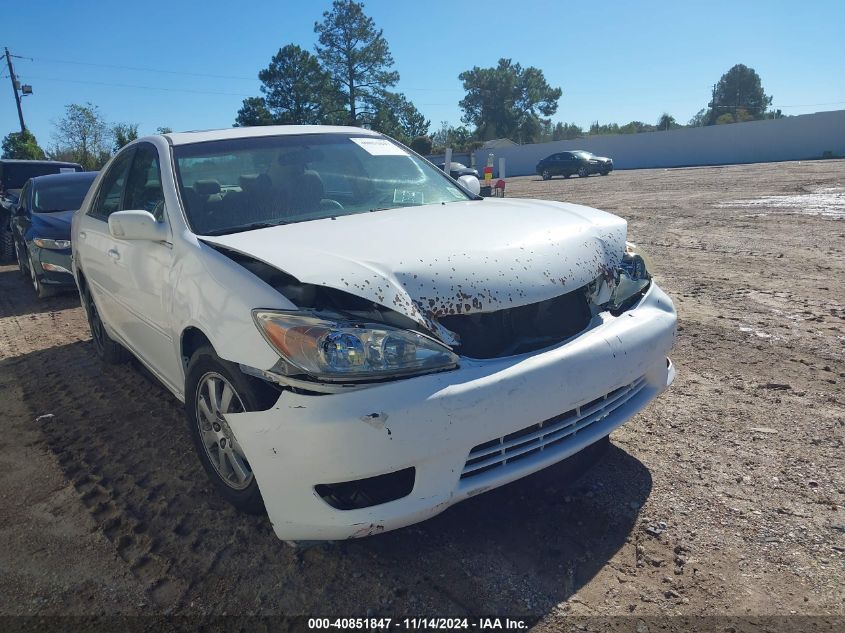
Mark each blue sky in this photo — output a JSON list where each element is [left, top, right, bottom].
[[3, 0, 844, 146]]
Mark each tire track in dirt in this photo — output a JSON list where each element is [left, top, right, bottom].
[[0, 270, 262, 609], [12, 335, 191, 607]]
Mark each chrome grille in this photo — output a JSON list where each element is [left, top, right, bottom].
[[460, 376, 647, 479]]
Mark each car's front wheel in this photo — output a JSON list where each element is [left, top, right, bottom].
[[541, 169, 551, 180], [14, 240, 28, 277], [185, 346, 277, 514], [28, 254, 54, 300], [578, 166, 589, 177]]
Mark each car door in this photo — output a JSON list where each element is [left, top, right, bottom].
[[108, 143, 182, 391], [77, 148, 135, 330], [560, 153, 573, 175], [555, 154, 571, 176]]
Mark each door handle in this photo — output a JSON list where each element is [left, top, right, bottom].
[[79, 231, 86, 239], [107, 248, 121, 261]]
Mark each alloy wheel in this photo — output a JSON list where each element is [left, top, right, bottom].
[[14, 240, 27, 276], [195, 372, 253, 490], [28, 255, 39, 292]]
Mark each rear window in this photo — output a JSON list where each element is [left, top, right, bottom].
[[33, 175, 97, 212], [1, 163, 82, 190]]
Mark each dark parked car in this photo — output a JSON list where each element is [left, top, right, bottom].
[[1, 159, 83, 261], [536, 151, 613, 180], [11, 171, 96, 298], [437, 161, 479, 180]]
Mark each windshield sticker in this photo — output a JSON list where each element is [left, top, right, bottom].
[[393, 189, 424, 205], [350, 137, 408, 156]]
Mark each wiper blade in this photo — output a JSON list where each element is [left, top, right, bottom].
[[202, 220, 289, 236]]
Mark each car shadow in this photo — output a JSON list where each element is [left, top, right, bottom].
[[0, 265, 80, 319], [4, 329, 652, 618]]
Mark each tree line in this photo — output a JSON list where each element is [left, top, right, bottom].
[[1, 102, 172, 170], [2, 0, 781, 164]]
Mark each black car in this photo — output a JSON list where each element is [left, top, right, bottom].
[[11, 171, 97, 298], [437, 161, 479, 180], [536, 151, 613, 180], [1, 159, 83, 261]]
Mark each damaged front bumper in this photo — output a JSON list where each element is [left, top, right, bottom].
[[227, 282, 677, 541]]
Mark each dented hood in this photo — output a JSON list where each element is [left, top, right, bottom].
[[200, 198, 626, 342]]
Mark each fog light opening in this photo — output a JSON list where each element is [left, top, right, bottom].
[[315, 467, 415, 510]]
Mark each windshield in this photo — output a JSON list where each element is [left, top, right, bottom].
[[574, 151, 594, 159], [173, 133, 472, 235], [33, 174, 97, 212]]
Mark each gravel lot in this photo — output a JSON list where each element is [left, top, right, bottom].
[[0, 160, 843, 625]]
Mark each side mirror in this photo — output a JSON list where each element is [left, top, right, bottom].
[[108, 210, 168, 241], [457, 175, 481, 196]]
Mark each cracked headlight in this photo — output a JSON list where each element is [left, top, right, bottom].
[[253, 311, 459, 382], [609, 242, 652, 311]]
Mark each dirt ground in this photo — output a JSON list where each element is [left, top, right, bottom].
[[0, 160, 843, 625]]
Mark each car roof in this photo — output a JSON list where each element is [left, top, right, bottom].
[[0, 159, 82, 167], [29, 171, 98, 186], [163, 125, 381, 146]]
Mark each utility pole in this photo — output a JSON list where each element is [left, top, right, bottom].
[[5, 47, 26, 132]]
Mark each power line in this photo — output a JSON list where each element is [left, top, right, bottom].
[[775, 100, 845, 108], [16, 51, 462, 93], [23, 75, 252, 98], [17, 54, 257, 82]]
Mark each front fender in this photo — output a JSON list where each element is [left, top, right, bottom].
[[170, 233, 294, 387]]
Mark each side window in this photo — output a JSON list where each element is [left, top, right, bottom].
[[124, 144, 166, 221], [90, 149, 134, 221]]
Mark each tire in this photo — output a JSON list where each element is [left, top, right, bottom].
[[563, 173, 572, 179], [577, 166, 589, 178], [0, 227, 13, 263], [28, 253, 55, 300], [14, 239, 28, 277], [601, 170, 610, 176], [541, 169, 551, 181], [185, 345, 277, 514], [83, 286, 130, 363]]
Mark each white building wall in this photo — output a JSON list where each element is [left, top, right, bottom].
[[472, 110, 845, 177]]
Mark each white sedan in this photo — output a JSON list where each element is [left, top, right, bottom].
[[71, 126, 676, 542]]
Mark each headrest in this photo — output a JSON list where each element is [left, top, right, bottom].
[[239, 174, 259, 191], [194, 180, 221, 196]]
